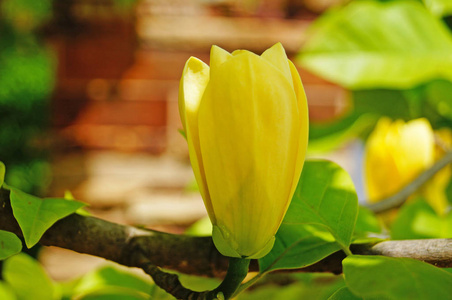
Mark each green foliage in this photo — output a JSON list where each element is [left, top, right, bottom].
[[0, 231, 22, 260], [2, 253, 55, 300], [0, 162, 4, 188], [0, 0, 55, 195], [328, 286, 361, 300], [298, 0, 452, 89], [308, 113, 377, 153], [9, 187, 86, 248], [353, 206, 382, 239], [423, 0, 452, 16], [391, 198, 452, 239], [1, 257, 157, 300], [0, 282, 16, 300], [1, 0, 52, 33], [343, 255, 452, 299], [66, 266, 152, 300], [238, 273, 345, 300], [259, 160, 358, 272]]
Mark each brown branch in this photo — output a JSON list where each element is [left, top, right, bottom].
[[0, 188, 451, 280]]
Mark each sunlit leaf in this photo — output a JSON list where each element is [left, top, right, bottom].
[[71, 265, 152, 297], [259, 224, 341, 272], [238, 273, 345, 300], [343, 255, 452, 299], [353, 206, 382, 239], [328, 286, 362, 300], [9, 187, 86, 248], [391, 198, 452, 239], [259, 160, 358, 272], [285, 160, 358, 250], [423, 0, 452, 16], [298, 1, 452, 89], [0, 282, 16, 300], [0, 230, 22, 260], [3, 253, 55, 300], [77, 288, 150, 300]]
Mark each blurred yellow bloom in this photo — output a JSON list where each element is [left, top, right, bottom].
[[178, 43, 309, 258], [422, 128, 452, 215], [365, 118, 435, 202]]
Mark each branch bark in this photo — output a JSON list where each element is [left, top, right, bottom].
[[0, 188, 451, 278]]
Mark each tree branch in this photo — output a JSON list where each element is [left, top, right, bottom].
[[0, 188, 451, 281]]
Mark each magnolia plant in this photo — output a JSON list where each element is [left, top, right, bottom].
[[364, 117, 435, 202], [178, 43, 309, 298]]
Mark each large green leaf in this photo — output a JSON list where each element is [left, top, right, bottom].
[[0, 230, 22, 260], [298, 0, 452, 89], [284, 160, 358, 250], [9, 187, 86, 248], [259, 224, 341, 272], [423, 0, 452, 16], [3, 253, 55, 300], [328, 287, 362, 300], [0, 282, 16, 300], [259, 160, 358, 272], [343, 255, 452, 299], [391, 198, 452, 239]]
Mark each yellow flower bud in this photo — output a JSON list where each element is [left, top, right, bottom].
[[422, 128, 452, 215], [179, 43, 309, 258], [365, 118, 435, 202]]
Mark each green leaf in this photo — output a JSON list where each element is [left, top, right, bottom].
[[0, 230, 22, 260], [425, 80, 452, 121], [185, 216, 212, 237], [0, 161, 5, 188], [3, 253, 55, 300], [298, 1, 452, 89], [352, 89, 412, 120], [72, 265, 152, 297], [259, 160, 358, 272], [238, 273, 345, 300], [328, 287, 362, 300], [423, 0, 452, 16], [77, 288, 150, 300], [259, 224, 341, 272], [308, 113, 377, 153], [284, 160, 358, 251], [391, 198, 452, 239], [0, 282, 16, 300], [343, 255, 452, 299], [9, 187, 86, 248], [353, 206, 382, 239]]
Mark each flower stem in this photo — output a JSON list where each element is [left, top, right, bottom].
[[206, 257, 251, 300]]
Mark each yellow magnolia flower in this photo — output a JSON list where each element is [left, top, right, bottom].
[[178, 43, 309, 259], [365, 118, 435, 202], [422, 128, 452, 215]]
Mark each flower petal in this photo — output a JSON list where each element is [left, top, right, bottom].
[[261, 43, 294, 89], [210, 45, 232, 70], [178, 57, 215, 220], [198, 52, 300, 257]]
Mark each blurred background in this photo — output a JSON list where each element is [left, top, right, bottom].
[[2, 0, 452, 290]]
